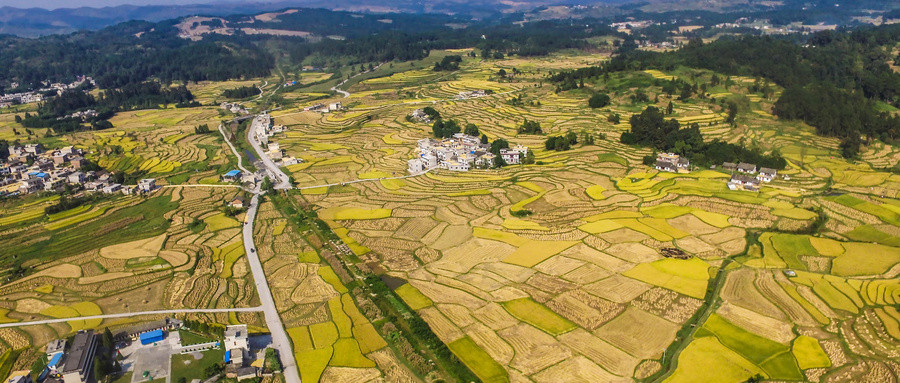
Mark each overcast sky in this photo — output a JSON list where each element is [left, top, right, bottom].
[[1, 0, 220, 9]]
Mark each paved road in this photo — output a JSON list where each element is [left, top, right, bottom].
[[0, 307, 263, 329], [221, 119, 300, 383], [247, 115, 292, 190], [219, 123, 252, 174], [329, 62, 385, 98], [241, 193, 300, 383]]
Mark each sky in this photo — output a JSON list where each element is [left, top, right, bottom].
[[0, 0, 220, 9]]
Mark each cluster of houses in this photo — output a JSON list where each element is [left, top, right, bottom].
[[1, 144, 158, 196], [648, 153, 781, 192], [724, 162, 778, 191], [654, 152, 691, 173], [58, 109, 98, 122], [303, 102, 342, 113], [410, 109, 433, 123], [407, 133, 528, 173], [220, 102, 249, 115], [29, 320, 267, 383], [0, 76, 94, 108], [251, 114, 301, 168], [456, 90, 489, 100]]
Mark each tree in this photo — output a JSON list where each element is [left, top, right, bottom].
[[840, 134, 861, 158], [607, 113, 620, 124], [434, 55, 462, 71], [103, 328, 114, 350], [195, 124, 211, 134], [498, 69, 507, 77], [666, 101, 674, 115], [523, 150, 535, 164], [464, 123, 480, 136], [518, 119, 543, 134], [93, 356, 106, 383], [588, 93, 610, 108], [545, 136, 571, 151], [480, 134, 489, 144], [725, 101, 738, 125], [489, 139, 509, 156]]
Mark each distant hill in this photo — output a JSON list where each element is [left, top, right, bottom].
[[0, 0, 580, 37]]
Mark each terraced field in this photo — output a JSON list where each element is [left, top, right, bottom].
[[269, 53, 900, 382], [0, 185, 263, 370], [0, 49, 898, 382]]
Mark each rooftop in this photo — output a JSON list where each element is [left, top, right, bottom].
[[61, 330, 95, 374]]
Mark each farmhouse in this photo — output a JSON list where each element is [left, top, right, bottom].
[[410, 109, 432, 123], [655, 153, 690, 173], [737, 162, 757, 174], [101, 183, 122, 194], [757, 167, 777, 182], [500, 148, 521, 164], [328, 102, 343, 111], [728, 173, 760, 191], [230, 196, 247, 208], [223, 170, 242, 182], [224, 324, 250, 367], [457, 89, 489, 99], [303, 103, 327, 112], [722, 162, 737, 171], [24, 144, 43, 154], [46, 339, 66, 357], [19, 178, 43, 193], [138, 178, 157, 192]]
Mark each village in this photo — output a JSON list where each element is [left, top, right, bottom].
[[0, 77, 95, 109], [0, 144, 158, 197], [10, 320, 278, 383], [250, 113, 302, 168], [651, 151, 781, 191], [407, 133, 529, 174]]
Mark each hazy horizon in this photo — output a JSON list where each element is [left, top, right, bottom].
[[1, 0, 233, 10]]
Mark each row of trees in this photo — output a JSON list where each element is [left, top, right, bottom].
[[433, 55, 462, 71], [15, 82, 196, 134]]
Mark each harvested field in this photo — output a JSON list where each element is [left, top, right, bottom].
[[594, 307, 678, 359], [501, 298, 576, 335]]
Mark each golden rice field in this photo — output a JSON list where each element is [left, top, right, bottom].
[[268, 52, 900, 382], [0, 48, 899, 382]]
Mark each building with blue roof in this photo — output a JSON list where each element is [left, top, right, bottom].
[[47, 352, 63, 373], [139, 329, 164, 345], [223, 170, 243, 182]]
